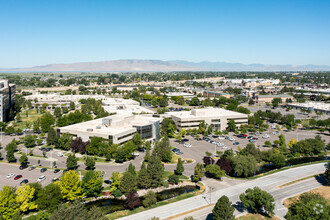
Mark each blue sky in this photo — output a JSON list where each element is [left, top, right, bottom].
[[0, 0, 330, 68]]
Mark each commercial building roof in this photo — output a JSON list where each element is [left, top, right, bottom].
[[167, 107, 248, 119]]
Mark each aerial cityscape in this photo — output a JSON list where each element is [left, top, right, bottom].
[[0, 1, 329, 220]]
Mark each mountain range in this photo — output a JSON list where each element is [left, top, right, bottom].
[[1, 59, 330, 72]]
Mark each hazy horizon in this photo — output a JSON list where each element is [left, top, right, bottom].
[[1, 0, 330, 68]]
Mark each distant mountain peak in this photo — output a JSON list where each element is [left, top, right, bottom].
[[1, 59, 329, 72]]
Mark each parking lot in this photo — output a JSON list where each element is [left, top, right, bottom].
[[170, 129, 330, 165], [0, 162, 63, 189]]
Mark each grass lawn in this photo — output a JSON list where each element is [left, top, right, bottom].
[[237, 213, 279, 220], [13, 109, 43, 129]]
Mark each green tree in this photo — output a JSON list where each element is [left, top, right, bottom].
[[66, 154, 78, 170], [120, 172, 137, 195], [19, 153, 28, 166], [138, 163, 151, 189], [24, 135, 36, 148], [0, 186, 17, 220], [16, 184, 37, 212], [59, 170, 84, 201], [69, 101, 75, 110], [239, 187, 275, 215], [132, 133, 142, 150], [109, 172, 120, 193], [46, 127, 57, 145], [49, 200, 106, 220], [270, 153, 286, 168], [227, 120, 236, 132], [325, 164, 330, 184], [40, 112, 54, 132], [168, 174, 179, 184], [55, 133, 72, 150], [36, 183, 62, 212], [212, 195, 235, 220], [205, 164, 225, 179], [147, 155, 164, 187], [84, 156, 95, 170], [285, 192, 329, 220], [175, 158, 184, 175], [142, 191, 157, 208], [232, 155, 258, 177], [6, 149, 16, 163], [82, 171, 103, 197], [54, 107, 62, 118]]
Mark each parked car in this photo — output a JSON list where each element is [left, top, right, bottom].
[[242, 134, 247, 137], [52, 177, 58, 182], [54, 169, 60, 173], [248, 136, 254, 139], [14, 175, 23, 180], [56, 152, 64, 157], [29, 165, 36, 171], [272, 131, 279, 135], [222, 146, 228, 149], [40, 168, 47, 173], [229, 137, 235, 141], [37, 175, 46, 182], [104, 180, 112, 184], [6, 173, 15, 178], [19, 165, 28, 170], [249, 139, 256, 143], [183, 143, 192, 148], [20, 179, 29, 185], [262, 134, 270, 139], [218, 136, 225, 140], [233, 142, 240, 145]]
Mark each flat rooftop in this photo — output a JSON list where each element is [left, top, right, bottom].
[[60, 114, 160, 136], [167, 107, 248, 119]]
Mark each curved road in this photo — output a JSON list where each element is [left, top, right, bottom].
[[118, 163, 328, 220]]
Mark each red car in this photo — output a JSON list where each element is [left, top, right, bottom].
[[14, 175, 22, 180], [242, 134, 247, 137]]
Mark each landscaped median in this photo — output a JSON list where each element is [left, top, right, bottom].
[[103, 182, 205, 220]]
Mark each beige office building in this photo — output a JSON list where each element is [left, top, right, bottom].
[[168, 108, 248, 131]]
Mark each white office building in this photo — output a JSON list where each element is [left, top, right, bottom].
[[167, 107, 248, 131], [59, 114, 161, 144]]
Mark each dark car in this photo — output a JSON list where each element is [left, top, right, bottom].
[[233, 142, 240, 145], [40, 168, 47, 173], [104, 180, 112, 185], [19, 165, 28, 170], [20, 179, 29, 185], [63, 169, 68, 174], [14, 175, 23, 180], [54, 169, 60, 173]]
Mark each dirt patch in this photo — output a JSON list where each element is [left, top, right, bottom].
[[237, 213, 280, 220], [283, 186, 330, 208]]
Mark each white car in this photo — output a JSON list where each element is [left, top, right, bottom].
[[222, 146, 228, 149], [183, 143, 192, 148], [262, 134, 270, 139], [56, 152, 64, 157], [218, 136, 225, 140], [6, 173, 15, 178], [42, 140, 46, 144], [37, 175, 46, 182], [229, 137, 235, 141]]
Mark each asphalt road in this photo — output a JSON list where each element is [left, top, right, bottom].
[[117, 163, 328, 220]]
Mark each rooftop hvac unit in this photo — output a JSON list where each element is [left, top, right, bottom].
[[86, 128, 93, 132], [96, 125, 101, 129], [102, 118, 112, 127]]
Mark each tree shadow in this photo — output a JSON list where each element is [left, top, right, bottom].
[[314, 175, 328, 186], [205, 213, 213, 220], [233, 201, 245, 213]]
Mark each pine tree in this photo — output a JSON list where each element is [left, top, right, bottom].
[[138, 163, 151, 189], [119, 172, 137, 195], [127, 163, 136, 176], [6, 149, 16, 163], [147, 155, 164, 187], [212, 195, 235, 220], [175, 158, 184, 175], [47, 127, 57, 145]]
